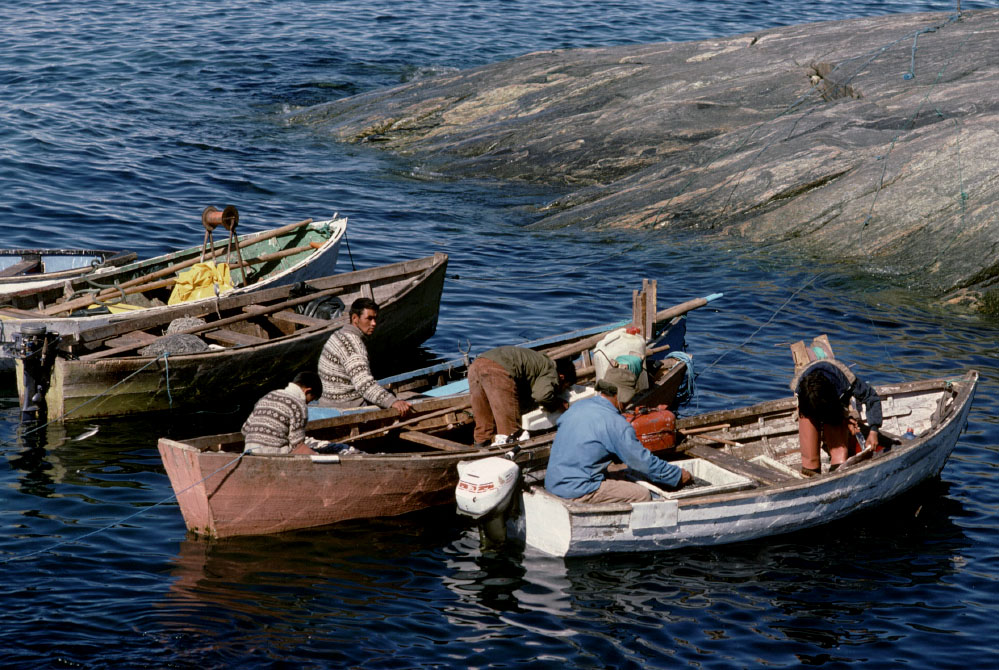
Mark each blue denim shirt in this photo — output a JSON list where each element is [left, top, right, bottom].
[[545, 394, 683, 499]]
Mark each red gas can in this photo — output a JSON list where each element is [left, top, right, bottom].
[[625, 405, 677, 455]]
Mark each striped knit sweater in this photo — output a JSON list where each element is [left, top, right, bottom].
[[317, 324, 397, 409], [241, 383, 308, 453]]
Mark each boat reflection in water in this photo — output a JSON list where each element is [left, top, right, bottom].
[[441, 479, 969, 659]]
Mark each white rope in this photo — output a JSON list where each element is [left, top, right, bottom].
[[0, 451, 245, 564]]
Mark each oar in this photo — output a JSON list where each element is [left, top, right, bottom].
[[341, 399, 473, 443], [43, 218, 315, 315], [48, 242, 325, 316], [544, 292, 722, 360]]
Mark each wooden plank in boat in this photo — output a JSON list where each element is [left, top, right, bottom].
[[397, 430, 472, 452], [0, 307, 49, 319], [685, 441, 793, 485], [268, 310, 330, 328], [0, 259, 40, 277], [202, 328, 268, 346], [102, 330, 160, 350]]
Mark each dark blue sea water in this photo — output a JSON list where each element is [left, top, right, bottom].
[[2, 1, 997, 667]]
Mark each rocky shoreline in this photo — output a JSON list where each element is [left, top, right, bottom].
[[289, 10, 999, 312]]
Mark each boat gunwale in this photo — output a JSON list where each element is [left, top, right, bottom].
[[56, 252, 445, 362], [0, 216, 347, 322], [522, 370, 978, 513]]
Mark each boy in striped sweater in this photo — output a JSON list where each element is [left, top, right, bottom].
[[242, 371, 322, 454]]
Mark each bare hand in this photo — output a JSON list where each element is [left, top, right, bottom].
[[679, 468, 693, 486], [865, 429, 879, 449], [392, 399, 413, 416]]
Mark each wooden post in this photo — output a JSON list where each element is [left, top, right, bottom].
[[632, 288, 640, 333], [645, 279, 656, 338]]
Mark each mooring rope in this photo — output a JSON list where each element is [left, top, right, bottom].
[[0, 451, 245, 565], [853, 23, 977, 379], [10, 352, 173, 443]]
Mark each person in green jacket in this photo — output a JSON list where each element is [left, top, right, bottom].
[[467, 345, 577, 446]]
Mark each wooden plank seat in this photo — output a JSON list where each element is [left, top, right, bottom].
[[0, 259, 41, 277], [102, 330, 160, 350], [685, 441, 794, 486], [397, 430, 474, 452], [202, 328, 269, 346], [267, 310, 331, 328]]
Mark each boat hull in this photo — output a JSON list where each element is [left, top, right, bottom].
[[0, 248, 136, 294], [0, 217, 346, 372], [158, 443, 489, 538], [511, 371, 978, 557], [22, 253, 446, 421]]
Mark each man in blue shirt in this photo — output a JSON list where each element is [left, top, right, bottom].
[[545, 366, 692, 503]]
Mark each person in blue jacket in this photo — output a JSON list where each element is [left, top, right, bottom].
[[545, 366, 692, 503], [793, 359, 882, 476]]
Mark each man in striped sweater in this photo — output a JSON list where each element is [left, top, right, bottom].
[[316, 297, 413, 415], [242, 371, 322, 454]]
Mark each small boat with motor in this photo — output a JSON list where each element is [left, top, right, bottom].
[[155, 284, 720, 538], [456, 369, 978, 557], [15, 253, 447, 422]]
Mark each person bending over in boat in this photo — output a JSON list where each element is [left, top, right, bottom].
[[242, 371, 322, 454], [545, 366, 692, 503], [468, 345, 577, 447], [794, 359, 882, 477], [316, 297, 412, 416]]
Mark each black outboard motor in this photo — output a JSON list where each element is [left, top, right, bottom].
[[12, 325, 54, 423]]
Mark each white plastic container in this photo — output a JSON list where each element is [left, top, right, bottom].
[[592, 327, 649, 392], [520, 384, 597, 432]]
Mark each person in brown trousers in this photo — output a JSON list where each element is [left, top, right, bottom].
[[467, 345, 577, 446]]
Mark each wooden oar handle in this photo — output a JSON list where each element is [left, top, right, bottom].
[[342, 399, 473, 443]]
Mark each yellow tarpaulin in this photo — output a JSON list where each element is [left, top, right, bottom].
[[168, 262, 234, 305], [106, 302, 146, 314]]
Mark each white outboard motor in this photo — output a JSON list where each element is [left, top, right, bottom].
[[455, 456, 521, 545]]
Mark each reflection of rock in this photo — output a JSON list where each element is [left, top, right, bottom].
[[291, 10, 999, 310]]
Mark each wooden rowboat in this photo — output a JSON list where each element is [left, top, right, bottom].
[[156, 285, 716, 538], [0, 248, 137, 295], [17, 253, 447, 422], [509, 370, 979, 557], [0, 213, 346, 372]]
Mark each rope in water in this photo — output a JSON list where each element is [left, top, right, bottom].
[[0, 451, 245, 565], [11, 352, 174, 444]]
